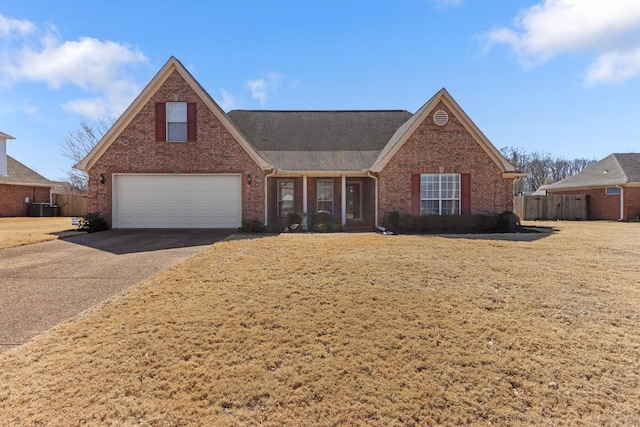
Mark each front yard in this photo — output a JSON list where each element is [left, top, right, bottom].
[[0, 217, 78, 249], [1, 221, 639, 425]]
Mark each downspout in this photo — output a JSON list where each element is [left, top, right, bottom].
[[264, 168, 276, 226], [617, 185, 624, 221], [367, 171, 388, 233]]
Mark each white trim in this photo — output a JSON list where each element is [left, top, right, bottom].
[[420, 173, 461, 215], [341, 175, 347, 225], [302, 175, 308, 214], [619, 186, 624, 221]]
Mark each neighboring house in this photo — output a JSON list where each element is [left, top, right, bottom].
[[541, 153, 640, 221], [0, 137, 57, 217], [76, 57, 525, 229]]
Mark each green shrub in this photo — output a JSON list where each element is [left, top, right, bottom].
[[382, 211, 400, 231], [286, 212, 303, 232], [264, 223, 282, 233], [240, 218, 264, 233], [382, 211, 520, 234], [497, 211, 521, 231], [308, 212, 336, 233], [78, 212, 109, 233]]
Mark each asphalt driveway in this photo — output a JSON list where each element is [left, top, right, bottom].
[[0, 229, 232, 354]]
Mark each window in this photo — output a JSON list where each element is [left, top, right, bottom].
[[167, 102, 187, 142], [420, 174, 460, 215], [278, 179, 295, 216], [317, 180, 334, 214], [606, 187, 621, 195], [156, 102, 197, 142]]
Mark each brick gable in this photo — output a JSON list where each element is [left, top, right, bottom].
[[87, 70, 265, 226], [378, 101, 514, 217]]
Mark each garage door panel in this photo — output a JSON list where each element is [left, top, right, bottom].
[[113, 175, 242, 228]]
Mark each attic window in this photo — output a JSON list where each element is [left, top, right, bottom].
[[433, 110, 449, 126], [156, 102, 197, 142]]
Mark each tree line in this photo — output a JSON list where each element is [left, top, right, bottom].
[[500, 147, 595, 194]]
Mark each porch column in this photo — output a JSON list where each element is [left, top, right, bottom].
[[341, 175, 347, 226], [302, 175, 308, 229]]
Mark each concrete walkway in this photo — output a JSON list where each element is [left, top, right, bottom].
[[0, 229, 231, 354]]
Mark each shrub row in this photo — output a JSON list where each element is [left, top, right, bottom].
[[382, 211, 521, 234], [242, 212, 344, 233]]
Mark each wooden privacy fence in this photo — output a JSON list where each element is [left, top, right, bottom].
[[52, 193, 88, 217], [514, 195, 588, 220]]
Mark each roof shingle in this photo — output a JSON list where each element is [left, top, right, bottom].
[[226, 110, 412, 171], [543, 153, 640, 190], [0, 156, 54, 187]]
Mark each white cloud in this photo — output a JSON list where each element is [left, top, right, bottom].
[[431, 0, 463, 8], [61, 97, 109, 120], [218, 89, 238, 112], [585, 48, 640, 86], [0, 14, 147, 119], [0, 14, 35, 37], [244, 72, 283, 106], [482, 0, 640, 84], [245, 78, 268, 105]]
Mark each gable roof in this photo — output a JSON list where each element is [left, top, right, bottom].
[[75, 56, 270, 172], [370, 88, 520, 175], [0, 156, 55, 187], [0, 132, 16, 140], [227, 110, 412, 172], [543, 153, 640, 191]]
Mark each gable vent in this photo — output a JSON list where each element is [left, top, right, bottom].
[[433, 110, 449, 126]]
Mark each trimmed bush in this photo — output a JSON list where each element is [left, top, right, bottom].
[[382, 211, 400, 231], [240, 218, 264, 233], [78, 213, 109, 233], [382, 211, 521, 234], [307, 212, 337, 233], [286, 212, 303, 232], [264, 223, 282, 233]]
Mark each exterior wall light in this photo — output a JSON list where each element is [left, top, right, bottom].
[[100, 173, 105, 184], [247, 174, 252, 185]]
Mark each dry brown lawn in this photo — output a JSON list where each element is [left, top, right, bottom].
[[0, 217, 78, 249], [1, 221, 639, 426]]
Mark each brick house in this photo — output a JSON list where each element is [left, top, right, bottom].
[[76, 57, 524, 229], [0, 132, 56, 217], [541, 153, 640, 221]]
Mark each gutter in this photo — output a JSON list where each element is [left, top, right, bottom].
[[617, 185, 624, 221], [367, 170, 390, 233]]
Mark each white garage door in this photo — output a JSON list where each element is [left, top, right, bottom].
[[113, 174, 242, 228]]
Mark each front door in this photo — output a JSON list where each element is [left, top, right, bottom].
[[346, 182, 362, 220]]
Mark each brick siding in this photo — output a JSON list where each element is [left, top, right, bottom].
[[378, 101, 514, 219], [550, 186, 640, 220], [0, 185, 51, 217], [87, 70, 265, 227]]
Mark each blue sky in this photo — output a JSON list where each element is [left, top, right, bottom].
[[1, 0, 639, 181]]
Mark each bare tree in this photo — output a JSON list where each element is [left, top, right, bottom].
[[61, 119, 113, 192], [500, 146, 595, 193]]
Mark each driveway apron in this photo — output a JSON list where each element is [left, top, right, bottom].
[[0, 229, 231, 354]]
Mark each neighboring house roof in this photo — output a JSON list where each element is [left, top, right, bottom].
[[0, 132, 16, 140], [227, 110, 412, 172], [543, 153, 640, 191], [75, 56, 271, 172], [0, 156, 55, 187]]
